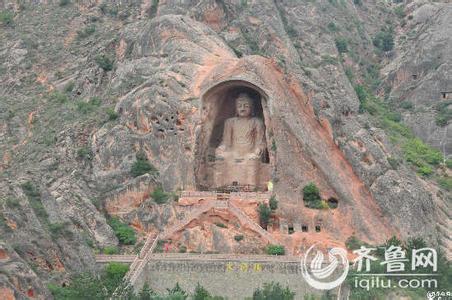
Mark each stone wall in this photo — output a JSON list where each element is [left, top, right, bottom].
[[137, 256, 339, 300]]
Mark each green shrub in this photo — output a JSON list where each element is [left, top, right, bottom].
[[406, 237, 427, 251], [335, 37, 348, 53], [266, 244, 285, 255], [63, 81, 75, 93], [234, 234, 244, 242], [446, 159, 452, 169], [437, 177, 452, 192], [178, 245, 187, 253], [105, 262, 129, 282], [106, 108, 119, 121], [373, 30, 394, 52], [215, 222, 227, 228], [193, 283, 212, 300], [48, 262, 128, 299], [150, 187, 169, 204], [95, 54, 114, 71], [257, 203, 271, 229], [302, 183, 320, 202], [321, 55, 338, 65], [345, 235, 369, 250], [403, 138, 442, 167], [49, 91, 68, 103], [327, 22, 339, 32], [131, 153, 157, 177], [77, 25, 96, 39], [77, 97, 101, 114], [21, 181, 49, 220], [0, 10, 14, 26], [77, 147, 93, 161], [387, 157, 399, 169], [269, 195, 278, 210], [400, 101, 413, 109], [49, 222, 71, 237], [418, 164, 433, 176], [394, 6, 406, 18], [353, 0, 362, 5], [167, 283, 188, 298], [108, 217, 136, 245], [103, 246, 119, 254], [59, 0, 71, 6], [3, 197, 20, 208], [252, 282, 294, 300], [435, 101, 452, 127]]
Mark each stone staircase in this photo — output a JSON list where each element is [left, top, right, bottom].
[[228, 202, 280, 246], [106, 191, 286, 294]]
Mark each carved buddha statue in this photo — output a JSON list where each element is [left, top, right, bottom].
[[214, 93, 268, 189]]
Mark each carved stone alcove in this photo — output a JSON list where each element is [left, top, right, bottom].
[[194, 80, 273, 191]]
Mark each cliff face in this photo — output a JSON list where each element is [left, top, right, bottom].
[[0, 0, 450, 298]]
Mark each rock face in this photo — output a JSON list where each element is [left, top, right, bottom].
[[382, 1, 452, 158], [0, 0, 450, 298]]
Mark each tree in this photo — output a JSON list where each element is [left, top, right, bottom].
[[193, 283, 211, 300], [269, 195, 278, 210], [151, 186, 170, 204], [252, 282, 295, 300], [257, 203, 272, 229], [302, 183, 321, 203], [335, 37, 348, 53], [167, 283, 188, 299]]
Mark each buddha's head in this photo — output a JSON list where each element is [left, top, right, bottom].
[[235, 93, 254, 118]]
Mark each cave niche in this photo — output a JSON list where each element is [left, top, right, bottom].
[[195, 80, 273, 191]]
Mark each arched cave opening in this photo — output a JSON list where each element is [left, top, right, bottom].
[[195, 80, 273, 191], [327, 197, 338, 209]]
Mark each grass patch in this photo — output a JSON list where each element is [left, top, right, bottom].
[[77, 97, 101, 114]]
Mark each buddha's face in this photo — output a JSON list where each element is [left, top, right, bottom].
[[236, 96, 253, 117]]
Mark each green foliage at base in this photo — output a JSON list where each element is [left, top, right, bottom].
[[48, 262, 128, 299], [108, 217, 136, 245], [252, 282, 295, 300], [266, 244, 285, 256]]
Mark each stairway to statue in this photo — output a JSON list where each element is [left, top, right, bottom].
[[228, 202, 280, 246]]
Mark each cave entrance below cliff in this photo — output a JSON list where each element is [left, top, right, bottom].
[[327, 197, 338, 209], [195, 80, 273, 191]]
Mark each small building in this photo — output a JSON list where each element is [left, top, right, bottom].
[[440, 91, 452, 100]]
